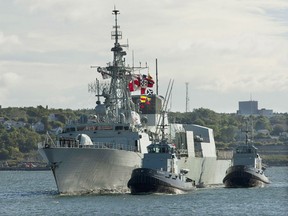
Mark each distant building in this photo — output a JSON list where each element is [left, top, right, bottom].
[[48, 113, 58, 122], [258, 108, 273, 117], [257, 129, 270, 136], [237, 101, 258, 115], [3, 120, 26, 130], [32, 121, 45, 132], [237, 100, 273, 117], [0, 117, 5, 124], [280, 132, 288, 138], [50, 127, 63, 135]]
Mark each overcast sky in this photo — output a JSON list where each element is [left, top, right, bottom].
[[1, 0, 287, 113]]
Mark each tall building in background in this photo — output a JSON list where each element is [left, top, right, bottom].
[[237, 101, 258, 115], [237, 100, 273, 117]]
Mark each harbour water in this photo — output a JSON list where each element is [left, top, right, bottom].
[[0, 166, 287, 216]]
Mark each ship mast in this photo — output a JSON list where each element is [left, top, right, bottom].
[[95, 8, 133, 123], [110, 8, 132, 122]]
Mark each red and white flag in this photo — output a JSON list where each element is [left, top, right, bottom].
[[128, 75, 140, 92]]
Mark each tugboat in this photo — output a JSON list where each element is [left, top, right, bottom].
[[127, 83, 196, 194], [127, 141, 195, 194], [223, 128, 270, 188]]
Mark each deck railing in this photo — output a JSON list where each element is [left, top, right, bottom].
[[40, 141, 137, 152]]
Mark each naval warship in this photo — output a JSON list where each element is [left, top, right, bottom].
[[38, 9, 231, 195], [38, 8, 157, 194]]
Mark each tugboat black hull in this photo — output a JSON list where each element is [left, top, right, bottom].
[[223, 165, 270, 188], [127, 168, 195, 194]]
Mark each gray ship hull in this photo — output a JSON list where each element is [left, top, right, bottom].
[[127, 168, 195, 194], [39, 147, 142, 194], [223, 165, 270, 188], [39, 147, 230, 194], [178, 157, 231, 187]]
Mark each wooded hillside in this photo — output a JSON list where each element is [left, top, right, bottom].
[[0, 106, 287, 166]]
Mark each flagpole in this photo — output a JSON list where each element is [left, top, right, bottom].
[[156, 58, 159, 95]]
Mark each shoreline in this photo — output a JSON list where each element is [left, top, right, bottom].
[[0, 167, 50, 171]]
